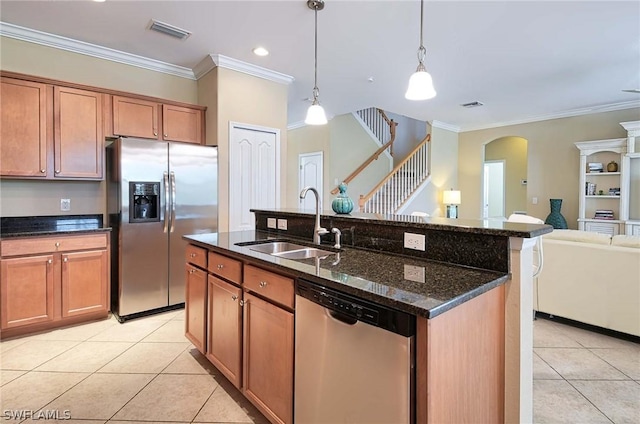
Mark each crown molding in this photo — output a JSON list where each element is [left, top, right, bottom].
[[287, 121, 307, 131], [0, 21, 196, 80], [431, 120, 461, 133], [194, 54, 294, 84], [461, 100, 640, 133]]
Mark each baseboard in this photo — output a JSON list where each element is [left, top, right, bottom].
[[535, 311, 640, 344]]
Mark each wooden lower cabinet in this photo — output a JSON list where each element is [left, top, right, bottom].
[[61, 250, 109, 318], [0, 254, 55, 329], [243, 292, 294, 424], [206, 275, 243, 389], [0, 233, 110, 337], [185, 264, 207, 353]]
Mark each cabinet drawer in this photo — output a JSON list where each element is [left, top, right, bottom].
[[243, 264, 294, 309], [208, 251, 242, 284], [1, 233, 108, 257], [186, 244, 207, 269]]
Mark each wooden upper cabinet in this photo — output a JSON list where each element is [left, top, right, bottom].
[[111, 95, 204, 144], [112, 95, 160, 139], [163, 104, 203, 144], [54, 86, 104, 179], [0, 78, 49, 177]]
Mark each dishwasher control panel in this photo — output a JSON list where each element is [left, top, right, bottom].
[[296, 278, 415, 337]]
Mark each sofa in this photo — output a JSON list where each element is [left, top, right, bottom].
[[534, 229, 640, 337]]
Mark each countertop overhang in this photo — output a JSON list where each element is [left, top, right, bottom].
[[184, 230, 510, 319], [0, 214, 110, 238]]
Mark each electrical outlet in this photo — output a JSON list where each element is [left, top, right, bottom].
[[60, 198, 71, 211], [532, 197, 538, 205], [267, 218, 277, 229], [404, 264, 426, 283], [277, 219, 288, 230], [404, 232, 425, 251]]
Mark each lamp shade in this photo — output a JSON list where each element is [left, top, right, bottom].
[[305, 103, 328, 125], [443, 190, 461, 205], [405, 70, 436, 100]]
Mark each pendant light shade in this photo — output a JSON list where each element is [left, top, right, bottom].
[[305, 0, 327, 126], [405, 0, 436, 100]]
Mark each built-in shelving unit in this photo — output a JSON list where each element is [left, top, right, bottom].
[[575, 120, 640, 235]]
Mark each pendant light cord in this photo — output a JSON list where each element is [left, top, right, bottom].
[[313, 6, 319, 99], [417, 0, 426, 67]]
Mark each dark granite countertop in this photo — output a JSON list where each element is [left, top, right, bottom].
[[184, 230, 510, 319], [0, 215, 110, 238], [251, 208, 552, 238]]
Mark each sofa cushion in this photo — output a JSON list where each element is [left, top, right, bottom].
[[543, 229, 612, 245], [611, 235, 640, 249]]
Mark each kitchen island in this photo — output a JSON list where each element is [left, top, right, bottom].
[[184, 210, 552, 424]]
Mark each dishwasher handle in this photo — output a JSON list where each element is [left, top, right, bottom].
[[328, 310, 357, 325]]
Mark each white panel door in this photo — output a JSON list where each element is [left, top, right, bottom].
[[229, 124, 279, 231], [298, 152, 323, 211]]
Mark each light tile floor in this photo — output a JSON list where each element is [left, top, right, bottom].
[[1, 311, 638, 423]]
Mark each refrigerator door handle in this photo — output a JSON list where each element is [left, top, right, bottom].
[[170, 171, 176, 233], [163, 171, 170, 233]]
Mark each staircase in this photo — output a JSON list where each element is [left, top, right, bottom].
[[359, 134, 431, 214]]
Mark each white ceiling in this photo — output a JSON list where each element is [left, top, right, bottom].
[[1, 0, 639, 131]]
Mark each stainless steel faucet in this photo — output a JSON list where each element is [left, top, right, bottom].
[[299, 186, 328, 244]]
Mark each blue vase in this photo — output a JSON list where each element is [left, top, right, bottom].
[[544, 198, 568, 229], [332, 183, 354, 214]]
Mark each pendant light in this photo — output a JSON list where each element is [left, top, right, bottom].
[[405, 0, 436, 100], [305, 0, 328, 125]]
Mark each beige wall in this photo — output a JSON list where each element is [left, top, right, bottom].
[[458, 108, 640, 226], [485, 136, 528, 217], [0, 37, 198, 103], [0, 37, 198, 218], [200, 67, 289, 232]]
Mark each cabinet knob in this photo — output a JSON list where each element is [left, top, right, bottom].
[[63, 257, 68, 263], [239, 299, 245, 306], [154, 131, 158, 136], [189, 268, 196, 274], [164, 133, 168, 137], [55, 242, 60, 247], [55, 170, 60, 174], [231, 295, 238, 301], [259, 281, 268, 288], [190, 253, 196, 258], [47, 259, 53, 264], [40, 169, 46, 173], [217, 264, 224, 269]]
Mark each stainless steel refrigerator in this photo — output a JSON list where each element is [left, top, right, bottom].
[[107, 138, 217, 321]]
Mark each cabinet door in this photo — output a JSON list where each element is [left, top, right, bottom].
[[61, 250, 109, 318], [185, 264, 207, 353], [0, 77, 49, 177], [112, 95, 160, 139], [0, 255, 55, 329], [207, 275, 242, 389], [162, 104, 203, 144], [54, 86, 104, 179], [243, 293, 293, 424]]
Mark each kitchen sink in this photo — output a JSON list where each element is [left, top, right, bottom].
[[240, 241, 334, 259]]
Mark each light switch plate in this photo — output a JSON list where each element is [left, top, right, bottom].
[[60, 198, 71, 211], [404, 232, 425, 251], [267, 218, 277, 229], [277, 219, 288, 230]]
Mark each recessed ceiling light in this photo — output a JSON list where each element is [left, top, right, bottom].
[[93, 0, 106, 3], [252, 47, 269, 57]]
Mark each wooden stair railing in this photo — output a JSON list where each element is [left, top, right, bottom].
[[330, 108, 397, 195], [359, 133, 431, 214]]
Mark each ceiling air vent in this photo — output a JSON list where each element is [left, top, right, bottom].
[[148, 19, 191, 40], [461, 101, 484, 108]]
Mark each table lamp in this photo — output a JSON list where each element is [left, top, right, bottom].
[[443, 189, 461, 219]]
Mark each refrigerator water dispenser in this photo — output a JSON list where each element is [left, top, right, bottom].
[[129, 182, 160, 222]]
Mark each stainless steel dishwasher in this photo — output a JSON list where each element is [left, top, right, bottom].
[[295, 278, 415, 424]]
